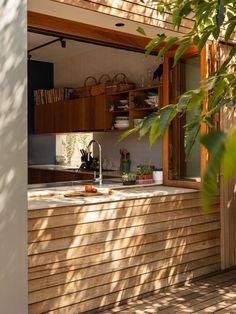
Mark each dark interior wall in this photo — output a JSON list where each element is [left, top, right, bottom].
[[28, 60, 56, 165]]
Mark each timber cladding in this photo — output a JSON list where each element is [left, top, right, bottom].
[[51, 0, 193, 35], [28, 192, 220, 313]]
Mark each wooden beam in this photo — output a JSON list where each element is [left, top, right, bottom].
[[28, 11, 159, 53]]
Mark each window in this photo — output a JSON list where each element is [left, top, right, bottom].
[[163, 46, 207, 188], [56, 133, 93, 167]]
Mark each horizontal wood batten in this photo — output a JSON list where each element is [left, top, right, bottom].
[[29, 263, 221, 314], [28, 194, 218, 219], [28, 192, 220, 313], [28, 213, 220, 268], [29, 231, 220, 282], [28, 213, 219, 243], [51, 0, 193, 34], [29, 247, 220, 304], [29, 238, 220, 292]]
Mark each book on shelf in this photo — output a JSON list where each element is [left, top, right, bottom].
[[33, 87, 74, 105]]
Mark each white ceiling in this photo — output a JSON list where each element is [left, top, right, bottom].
[[27, 32, 99, 61]]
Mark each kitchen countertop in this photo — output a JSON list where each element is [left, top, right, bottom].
[[28, 183, 197, 210]]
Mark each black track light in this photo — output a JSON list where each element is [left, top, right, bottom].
[[60, 38, 66, 48]]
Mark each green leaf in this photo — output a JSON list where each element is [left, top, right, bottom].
[[157, 4, 165, 13], [187, 89, 205, 111], [223, 126, 236, 181], [139, 113, 158, 138], [177, 92, 192, 112], [217, 0, 225, 27], [208, 79, 227, 110], [200, 130, 227, 212], [212, 26, 220, 40], [156, 36, 179, 60], [172, 8, 181, 28], [136, 27, 147, 37], [202, 116, 214, 128], [204, 76, 218, 91], [145, 34, 166, 57], [185, 120, 201, 159], [198, 30, 212, 53], [225, 21, 236, 42], [149, 116, 160, 147], [174, 38, 191, 66], [118, 128, 138, 142], [159, 105, 177, 135]]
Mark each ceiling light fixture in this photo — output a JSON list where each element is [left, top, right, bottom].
[[27, 37, 67, 58], [115, 22, 125, 27]]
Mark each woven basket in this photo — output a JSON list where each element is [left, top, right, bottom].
[[73, 76, 97, 97], [90, 74, 111, 96], [117, 73, 136, 92], [107, 73, 135, 93]]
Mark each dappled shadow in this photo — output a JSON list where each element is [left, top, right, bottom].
[[28, 188, 220, 313], [0, 1, 27, 313], [102, 268, 236, 313], [50, 0, 193, 34]]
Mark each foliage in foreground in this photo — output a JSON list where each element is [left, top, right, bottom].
[[120, 0, 236, 211]]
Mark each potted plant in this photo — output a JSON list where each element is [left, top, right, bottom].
[[136, 165, 153, 184], [122, 172, 136, 185], [143, 165, 153, 182]]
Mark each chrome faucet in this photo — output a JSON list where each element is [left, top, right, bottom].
[[87, 139, 103, 185]]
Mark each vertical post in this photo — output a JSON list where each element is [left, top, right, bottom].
[[0, 1, 28, 313]]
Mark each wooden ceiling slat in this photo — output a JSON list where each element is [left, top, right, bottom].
[[51, 0, 193, 34]]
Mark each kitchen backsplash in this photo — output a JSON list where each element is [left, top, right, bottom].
[[93, 131, 162, 172]]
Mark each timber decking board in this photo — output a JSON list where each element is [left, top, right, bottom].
[[101, 269, 236, 314]]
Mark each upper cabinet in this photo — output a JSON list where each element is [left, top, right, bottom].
[[34, 95, 113, 133], [34, 85, 162, 133]]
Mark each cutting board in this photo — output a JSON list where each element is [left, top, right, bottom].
[[64, 191, 104, 197]]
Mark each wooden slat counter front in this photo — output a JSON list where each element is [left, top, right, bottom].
[[28, 186, 220, 314]]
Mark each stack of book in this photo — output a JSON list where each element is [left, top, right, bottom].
[[33, 87, 74, 105]]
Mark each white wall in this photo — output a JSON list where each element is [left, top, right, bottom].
[[0, 1, 28, 313], [30, 38, 161, 88], [94, 132, 162, 172]]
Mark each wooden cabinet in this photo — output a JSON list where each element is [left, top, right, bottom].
[[35, 95, 112, 133], [90, 94, 113, 130], [28, 168, 93, 184], [34, 86, 162, 133]]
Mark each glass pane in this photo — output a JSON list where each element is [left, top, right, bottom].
[[168, 56, 201, 181]]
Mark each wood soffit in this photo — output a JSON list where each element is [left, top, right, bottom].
[[28, 11, 166, 53], [50, 0, 193, 35]]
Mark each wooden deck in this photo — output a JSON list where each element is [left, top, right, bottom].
[[102, 269, 236, 314]]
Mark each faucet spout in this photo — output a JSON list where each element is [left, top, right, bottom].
[[87, 140, 103, 185]]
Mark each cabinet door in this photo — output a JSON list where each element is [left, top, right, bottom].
[[54, 101, 71, 133], [90, 94, 112, 130], [71, 97, 92, 131], [35, 103, 55, 133]]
